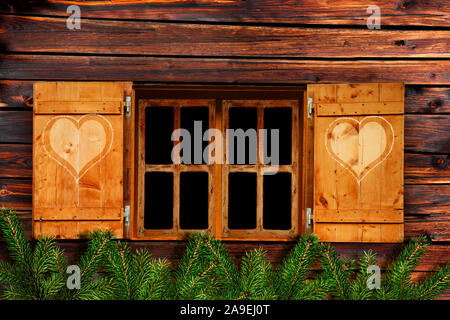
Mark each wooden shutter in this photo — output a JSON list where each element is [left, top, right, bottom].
[[33, 82, 129, 239], [310, 83, 404, 242]]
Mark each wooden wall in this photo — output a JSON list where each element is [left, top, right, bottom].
[[0, 1, 448, 298]]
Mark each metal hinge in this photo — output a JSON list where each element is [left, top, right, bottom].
[[123, 205, 130, 227], [306, 208, 313, 228], [307, 97, 314, 119], [124, 95, 131, 117]]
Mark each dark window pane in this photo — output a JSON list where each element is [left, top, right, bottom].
[[228, 107, 257, 165], [264, 108, 292, 165], [228, 173, 256, 229], [144, 172, 173, 229], [180, 172, 209, 229], [145, 107, 174, 164], [263, 173, 291, 230], [180, 107, 209, 164]]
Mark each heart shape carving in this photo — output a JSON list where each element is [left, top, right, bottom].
[[325, 116, 394, 184], [42, 115, 113, 182]]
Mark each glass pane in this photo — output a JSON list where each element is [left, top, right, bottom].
[[263, 173, 291, 230], [264, 108, 292, 165], [144, 172, 173, 229], [228, 172, 257, 229], [228, 107, 257, 165], [145, 107, 174, 164], [180, 172, 209, 229], [180, 107, 209, 164]]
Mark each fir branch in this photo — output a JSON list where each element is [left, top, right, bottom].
[[381, 236, 429, 300], [277, 234, 317, 299], [0, 209, 32, 270], [349, 250, 378, 300], [412, 265, 450, 300], [317, 243, 351, 299]]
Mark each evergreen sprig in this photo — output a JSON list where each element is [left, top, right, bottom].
[[0, 208, 115, 300], [102, 240, 171, 300], [317, 242, 353, 299], [0, 208, 448, 300]]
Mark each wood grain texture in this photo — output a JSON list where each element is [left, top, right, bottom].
[[405, 214, 450, 242], [0, 144, 32, 178], [2, 15, 450, 58], [0, 81, 33, 108], [0, 110, 32, 143], [1, 55, 449, 84], [405, 185, 450, 215], [1, 0, 449, 26], [405, 153, 449, 184], [405, 86, 450, 114], [405, 115, 450, 153], [3, 81, 448, 113], [0, 179, 31, 210]]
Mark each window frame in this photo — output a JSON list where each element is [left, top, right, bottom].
[[221, 99, 301, 241], [130, 86, 307, 241], [136, 99, 216, 240]]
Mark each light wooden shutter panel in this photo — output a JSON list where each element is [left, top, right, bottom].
[[33, 82, 127, 239], [310, 83, 404, 243]]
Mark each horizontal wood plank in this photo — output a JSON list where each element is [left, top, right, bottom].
[[405, 184, 450, 215], [315, 209, 403, 223], [1, 1, 449, 27], [0, 179, 31, 210], [405, 115, 450, 153], [2, 15, 450, 58], [0, 144, 32, 178], [0, 110, 32, 144], [405, 214, 450, 242], [3, 81, 448, 113], [0, 81, 33, 108], [405, 87, 450, 114], [1, 55, 449, 84], [35, 101, 122, 114], [405, 153, 449, 184]]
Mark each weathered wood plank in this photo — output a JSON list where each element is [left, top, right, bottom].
[[0, 81, 33, 108], [0, 179, 31, 210], [2, 15, 450, 58], [405, 184, 450, 215], [1, 55, 449, 84], [405, 153, 449, 184], [405, 115, 450, 153], [405, 86, 450, 114], [0, 110, 32, 143], [405, 215, 450, 242], [0, 144, 32, 178], [3, 81, 449, 114], [0, 0, 449, 27]]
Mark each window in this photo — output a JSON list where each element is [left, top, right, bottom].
[[222, 100, 300, 240], [137, 99, 216, 239], [33, 82, 404, 243], [135, 88, 303, 240]]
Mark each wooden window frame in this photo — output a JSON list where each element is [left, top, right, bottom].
[[137, 99, 216, 240], [131, 86, 306, 241], [221, 100, 300, 241]]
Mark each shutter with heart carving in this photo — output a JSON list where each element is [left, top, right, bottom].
[[310, 83, 404, 242], [33, 82, 128, 239]]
